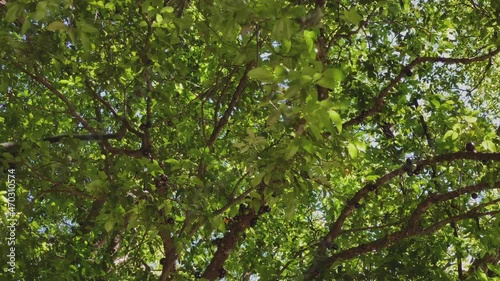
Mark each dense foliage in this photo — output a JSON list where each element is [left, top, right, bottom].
[[1, 0, 500, 280]]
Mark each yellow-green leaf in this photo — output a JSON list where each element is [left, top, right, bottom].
[[324, 68, 344, 81], [348, 143, 358, 159], [316, 77, 335, 89], [252, 172, 265, 187], [34, 1, 48, 21], [248, 67, 274, 81], [284, 202, 296, 220], [481, 140, 496, 152], [329, 110, 342, 133], [6, 3, 23, 23], [47, 21, 67, 31], [342, 8, 362, 25], [105, 220, 114, 232], [284, 143, 299, 160]]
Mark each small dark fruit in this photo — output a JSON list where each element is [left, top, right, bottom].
[[471, 193, 478, 199], [354, 202, 362, 209], [167, 217, 175, 224], [465, 142, 476, 152], [194, 271, 202, 278], [250, 217, 258, 227], [239, 203, 248, 213], [263, 205, 271, 213]]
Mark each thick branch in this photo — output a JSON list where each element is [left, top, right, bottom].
[[202, 209, 257, 280], [158, 222, 178, 281], [344, 47, 500, 127], [304, 181, 500, 279], [1, 128, 126, 156], [305, 151, 500, 278]]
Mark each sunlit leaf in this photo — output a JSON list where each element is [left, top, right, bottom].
[[47, 21, 67, 31]]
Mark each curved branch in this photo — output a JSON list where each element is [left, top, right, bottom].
[[344, 47, 500, 127], [304, 150, 500, 279], [84, 79, 143, 138], [202, 209, 257, 280], [304, 181, 500, 280], [18, 66, 97, 133], [326, 7, 378, 51], [207, 61, 255, 148]]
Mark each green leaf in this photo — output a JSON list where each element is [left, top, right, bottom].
[[105, 220, 114, 232], [274, 65, 288, 77], [303, 30, 315, 52], [79, 21, 98, 33], [34, 1, 48, 21], [316, 68, 343, 89], [252, 172, 265, 187], [284, 202, 296, 220], [161, 6, 174, 14], [85, 179, 105, 193], [21, 20, 31, 35], [281, 38, 291, 54], [476, 271, 488, 281], [309, 123, 323, 140], [348, 143, 358, 159], [104, 2, 116, 11], [316, 77, 335, 90], [165, 158, 180, 165], [80, 32, 91, 52], [300, 75, 313, 86], [481, 140, 496, 152], [443, 130, 458, 140], [318, 108, 335, 133], [284, 142, 299, 160], [47, 21, 67, 31], [248, 67, 275, 81], [324, 68, 344, 82], [191, 176, 204, 187], [2, 152, 14, 160], [328, 110, 342, 133], [6, 3, 22, 23], [263, 174, 271, 185], [342, 8, 363, 25], [272, 18, 293, 40]]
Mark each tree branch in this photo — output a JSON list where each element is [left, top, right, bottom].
[[304, 181, 500, 280], [344, 47, 500, 127], [18, 66, 97, 133], [304, 149, 500, 279], [207, 61, 254, 148]]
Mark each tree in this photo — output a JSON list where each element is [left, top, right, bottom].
[[1, 0, 500, 280]]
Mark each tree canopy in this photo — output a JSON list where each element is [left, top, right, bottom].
[[1, 0, 500, 280]]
